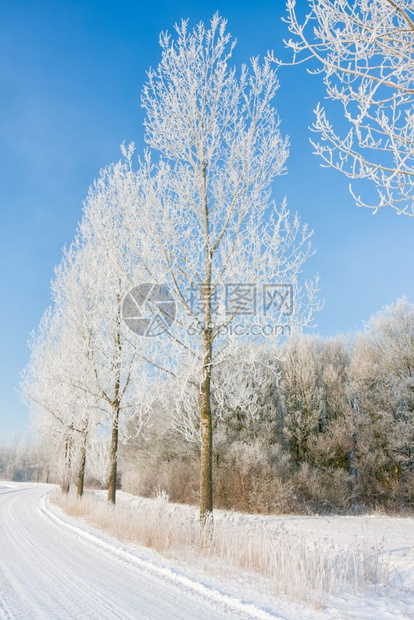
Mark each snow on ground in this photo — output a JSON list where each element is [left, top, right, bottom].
[[0, 482, 321, 619], [90, 489, 414, 619], [1, 482, 413, 619], [0, 482, 276, 619]]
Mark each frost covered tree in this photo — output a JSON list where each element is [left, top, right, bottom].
[[21, 305, 94, 494], [0, 434, 51, 483], [130, 15, 320, 520], [0, 434, 22, 481], [279, 0, 414, 216], [281, 336, 323, 465], [85, 431, 112, 488], [75, 151, 153, 503], [349, 297, 414, 505], [50, 248, 100, 496], [22, 150, 154, 502], [281, 335, 352, 468]]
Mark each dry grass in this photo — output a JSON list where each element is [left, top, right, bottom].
[[53, 490, 391, 608]]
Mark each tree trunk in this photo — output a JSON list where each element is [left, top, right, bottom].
[[76, 416, 89, 498], [107, 300, 122, 505], [200, 339, 213, 523], [107, 406, 119, 504], [76, 438, 87, 498], [61, 435, 72, 494], [199, 159, 214, 524]]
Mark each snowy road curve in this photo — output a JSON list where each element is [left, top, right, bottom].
[[0, 484, 275, 620]]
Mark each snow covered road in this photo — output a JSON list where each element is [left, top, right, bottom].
[[0, 484, 274, 619]]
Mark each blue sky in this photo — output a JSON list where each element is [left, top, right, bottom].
[[1, 0, 413, 438]]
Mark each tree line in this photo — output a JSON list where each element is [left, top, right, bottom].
[[8, 297, 414, 513]]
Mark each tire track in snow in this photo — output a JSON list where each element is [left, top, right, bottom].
[[0, 484, 281, 620], [41, 490, 279, 620]]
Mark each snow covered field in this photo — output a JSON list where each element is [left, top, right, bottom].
[[1, 482, 413, 619]]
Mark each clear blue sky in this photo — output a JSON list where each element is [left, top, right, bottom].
[[1, 0, 412, 438]]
